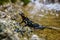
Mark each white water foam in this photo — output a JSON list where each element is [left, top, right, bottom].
[[30, 0, 60, 11]]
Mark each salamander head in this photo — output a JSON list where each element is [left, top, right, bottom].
[[19, 12, 25, 17]]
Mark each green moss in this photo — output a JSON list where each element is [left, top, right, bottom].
[[11, 0, 17, 3], [0, 0, 30, 5], [21, 0, 30, 6], [0, 0, 17, 5], [0, 0, 9, 5]]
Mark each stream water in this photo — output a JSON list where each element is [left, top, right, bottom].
[[30, 0, 60, 11]]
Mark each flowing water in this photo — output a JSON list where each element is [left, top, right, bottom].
[[30, 0, 60, 11]]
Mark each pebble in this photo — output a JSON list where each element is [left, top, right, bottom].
[[31, 34, 45, 40], [0, 12, 7, 18]]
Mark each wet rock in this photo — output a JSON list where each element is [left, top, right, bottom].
[[24, 37, 28, 40], [0, 22, 6, 33], [56, 14, 59, 17], [31, 34, 40, 40], [31, 34, 45, 40], [0, 33, 8, 40], [24, 27, 33, 36], [0, 11, 7, 18], [11, 15, 17, 20]]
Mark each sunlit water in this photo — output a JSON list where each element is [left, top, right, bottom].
[[29, 0, 60, 15], [31, 0, 60, 11]]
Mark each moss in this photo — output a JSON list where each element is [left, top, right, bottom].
[[10, 0, 17, 3], [20, 0, 30, 6], [0, 0, 9, 5], [0, 0, 17, 5]]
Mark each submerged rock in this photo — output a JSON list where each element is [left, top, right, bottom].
[[31, 34, 40, 40], [0, 11, 7, 18], [31, 34, 45, 40]]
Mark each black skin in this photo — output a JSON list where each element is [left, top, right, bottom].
[[19, 12, 45, 30]]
